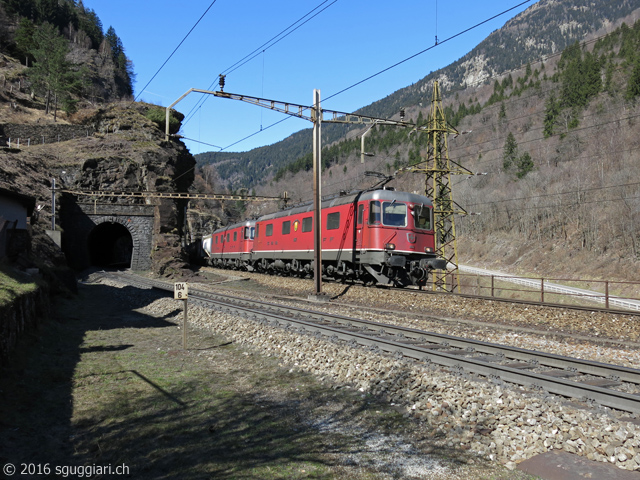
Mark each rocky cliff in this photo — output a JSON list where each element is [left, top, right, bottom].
[[0, 100, 196, 276]]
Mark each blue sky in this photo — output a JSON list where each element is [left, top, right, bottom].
[[87, 0, 534, 154]]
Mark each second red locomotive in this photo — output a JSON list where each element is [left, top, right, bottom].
[[202, 187, 446, 287]]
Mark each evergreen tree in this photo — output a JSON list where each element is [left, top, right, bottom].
[[105, 26, 123, 61], [77, 5, 103, 49], [502, 132, 534, 178], [105, 26, 134, 97], [498, 102, 506, 120], [626, 57, 640, 100], [560, 43, 602, 110], [14, 17, 36, 66], [543, 94, 560, 137], [28, 22, 82, 120], [502, 132, 518, 171], [516, 152, 534, 178], [525, 62, 532, 77]]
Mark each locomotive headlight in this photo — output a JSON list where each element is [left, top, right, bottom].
[[424, 247, 433, 253], [385, 243, 396, 250]]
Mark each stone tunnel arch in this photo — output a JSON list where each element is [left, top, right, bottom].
[[60, 203, 154, 272], [87, 220, 134, 268]]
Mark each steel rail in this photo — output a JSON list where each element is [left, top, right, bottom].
[[113, 273, 640, 414], [197, 291, 640, 381]]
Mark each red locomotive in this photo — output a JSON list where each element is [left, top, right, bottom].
[[203, 187, 446, 287], [202, 220, 256, 269]]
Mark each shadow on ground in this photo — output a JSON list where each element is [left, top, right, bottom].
[[0, 276, 498, 480]]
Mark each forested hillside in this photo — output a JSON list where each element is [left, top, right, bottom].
[[0, 0, 134, 117]]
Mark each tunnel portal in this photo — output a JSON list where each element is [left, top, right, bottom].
[[88, 221, 133, 268], [61, 202, 155, 271]]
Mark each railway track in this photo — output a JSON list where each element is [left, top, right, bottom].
[[114, 272, 640, 414], [201, 266, 640, 316]]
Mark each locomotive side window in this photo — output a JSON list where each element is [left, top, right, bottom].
[[250, 227, 255, 239], [302, 216, 312, 232], [369, 201, 381, 224], [282, 220, 291, 235], [266, 224, 273, 237], [414, 204, 432, 230], [357, 204, 364, 225], [382, 202, 407, 227], [226, 233, 230, 242], [255, 225, 259, 239], [233, 231, 237, 241], [215, 236, 218, 244], [326, 212, 340, 230]]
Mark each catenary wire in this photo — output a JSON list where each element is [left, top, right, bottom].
[[181, 0, 338, 128], [134, 0, 218, 102], [214, 0, 536, 153]]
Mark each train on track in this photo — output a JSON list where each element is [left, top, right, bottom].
[[200, 187, 447, 287]]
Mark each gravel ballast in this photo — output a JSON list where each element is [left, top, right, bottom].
[[180, 269, 640, 473]]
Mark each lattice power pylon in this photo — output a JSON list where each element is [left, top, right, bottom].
[[410, 81, 472, 292]]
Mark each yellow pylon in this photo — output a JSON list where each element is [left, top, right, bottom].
[[410, 81, 472, 292]]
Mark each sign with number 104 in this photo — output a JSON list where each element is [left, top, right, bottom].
[[174, 282, 188, 299]]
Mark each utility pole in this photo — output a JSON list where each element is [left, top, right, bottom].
[[312, 89, 323, 295], [51, 178, 56, 230]]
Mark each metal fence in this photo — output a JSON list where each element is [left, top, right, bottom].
[[446, 266, 640, 312]]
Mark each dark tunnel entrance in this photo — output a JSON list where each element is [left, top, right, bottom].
[[88, 222, 133, 268]]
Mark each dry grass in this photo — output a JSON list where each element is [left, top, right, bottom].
[[0, 263, 41, 306]]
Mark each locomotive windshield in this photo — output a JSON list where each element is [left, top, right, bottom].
[[382, 201, 407, 226], [414, 204, 432, 230], [369, 201, 408, 226]]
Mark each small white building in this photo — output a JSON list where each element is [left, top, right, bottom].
[[0, 188, 36, 259]]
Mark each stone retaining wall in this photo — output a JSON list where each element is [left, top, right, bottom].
[[0, 123, 94, 147], [0, 285, 49, 366]]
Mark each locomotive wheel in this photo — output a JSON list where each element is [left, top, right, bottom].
[[291, 260, 300, 276]]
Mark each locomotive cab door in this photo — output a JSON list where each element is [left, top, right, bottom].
[[355, 203, 365, 252]]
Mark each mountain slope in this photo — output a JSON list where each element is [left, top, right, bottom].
[[195, 0, 640, 191]]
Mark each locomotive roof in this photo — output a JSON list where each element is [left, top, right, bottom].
[[258, 189, 434, 222], [211, 219, 256, 235]]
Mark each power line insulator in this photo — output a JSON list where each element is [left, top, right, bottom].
[[400, 108, 405, 121], [219, 74, 226, 92]]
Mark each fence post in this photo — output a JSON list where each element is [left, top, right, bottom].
[[491, 275, 495, 297], [605, 281, 609, 310], [541, 278, 545, 304]]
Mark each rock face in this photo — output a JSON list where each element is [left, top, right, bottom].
[[0, 102, 196, 275]]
